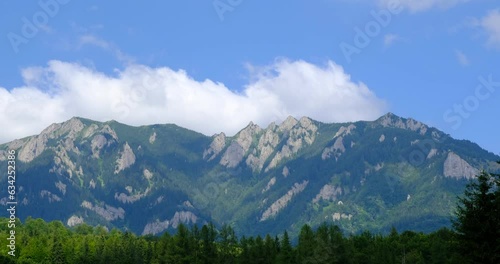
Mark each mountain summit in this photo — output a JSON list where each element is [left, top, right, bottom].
[[1, 113, 498, 236]]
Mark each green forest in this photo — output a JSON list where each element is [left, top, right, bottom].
[[1, 169, 498, 264], [0, 218, 463, 264]]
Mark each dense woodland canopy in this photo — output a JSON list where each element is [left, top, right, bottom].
[[0, 218, 463, 264], [0, 166, 498, 264]]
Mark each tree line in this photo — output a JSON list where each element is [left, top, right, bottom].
[[0, 218, 463, 264], [0, 166, 498, 264]]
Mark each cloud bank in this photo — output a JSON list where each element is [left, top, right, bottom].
[[0, 59, 387, 143]]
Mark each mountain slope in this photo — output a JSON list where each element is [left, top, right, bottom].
[[1, 113, 498, 237]]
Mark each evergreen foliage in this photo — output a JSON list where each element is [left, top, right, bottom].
[[453, 163, 500, 264], [0, 218, 466, 263]]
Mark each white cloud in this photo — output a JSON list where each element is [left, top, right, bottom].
[[379, 0, 470, 13], [480, 9, 500, 47], [454, 49, 469, 66], [0, 59, 387, 143], [384, 34, 401, 47]]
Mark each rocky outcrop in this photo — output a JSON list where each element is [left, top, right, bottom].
[[55, 181, 67, 195], [81, 201, 125, 221], [143, 169, 154, 180], [220, 123, 261, 168], [67, 215, 84, 227], [115, 187, 151, 204], [17, 134, 50, 163], [149, 132, 156, 144], [322, 125, 356, 161], [114, 142, 136, 174], [282, 166, 290, 178], [214, 116, 317, 171], [279, 116, 298, 132], [82, 124, 98, 138], [427, 148, 438, 159], [183, 200, 194, 208], [265, 117, 318, 171], [219, 142, 246, 168], [376, 113, 427, 135], [170, 211, 198, 228], [6, 139, 27, 153], [87, 125, 119, 158], [334, 124, 356, 138], [98, 125, 119, 140], [443, 152, 478, 179], [49, 144, 84, 179], [40, 190, 62, 203], [313, 184, 342, 203], [91, 135, 108, 158], [142, 219, 170, 236], [18, 117, 85, 162], [262, 177, 276, 193], [89, 179, 96, 189], [246, 127, 280, 172], [332, 212, 352, 221], [142, 211, 198, 235], [322, 137, 345, 160], [203, 132, 226, 161], [260, 180, 308, 221]]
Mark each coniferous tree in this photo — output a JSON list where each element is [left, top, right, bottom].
[[297, 224, 315, 263], [277, 231, 295, 264], [453, 168, 500, 264], [219, 224, 237, 264], [264, 234, 278, 264], [239, 236, 251, 264], [200, 223, 217, 264]]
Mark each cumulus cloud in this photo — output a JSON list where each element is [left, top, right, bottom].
[[0, 59, 387, 143], [379, 0, 470, 13]]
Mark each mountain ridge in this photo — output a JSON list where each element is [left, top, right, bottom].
[[1, 113, 498, 237]]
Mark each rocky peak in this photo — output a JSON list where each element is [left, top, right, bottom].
[[334, 124, 356, 138], [17, 117, 86, 162], [219, 123, 262, 168], [203, 132, 227, 161], [375, 112, 428, 135], [265, 117, 318, 171], [279, 116, 298, 132], [241, 121, 262, 136], [44, 117, 85, 138], [266, 122, 278, 131]]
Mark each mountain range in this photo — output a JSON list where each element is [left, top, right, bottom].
[[1, 113, 498, 237]]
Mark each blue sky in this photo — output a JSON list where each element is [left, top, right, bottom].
[[0, 0, 499, 155]]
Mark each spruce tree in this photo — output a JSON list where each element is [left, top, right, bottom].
[[453, 167, 500, 263]]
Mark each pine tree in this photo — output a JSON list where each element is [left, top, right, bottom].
[[219, 224, 237, 264], [277, 231, 295, 264], [200, 223, 217, 264], [264, 234, 277, 264], [453, 168, 500, 263], [297, 224, 315, 263]]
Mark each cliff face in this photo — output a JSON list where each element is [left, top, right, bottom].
[[443, 152, 479, 179], [1, 113, 498, 237]]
